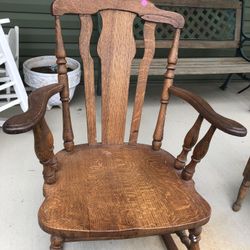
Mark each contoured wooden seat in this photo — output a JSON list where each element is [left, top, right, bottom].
[[40, 144, 210, 239], [3, 0, 247, 249]]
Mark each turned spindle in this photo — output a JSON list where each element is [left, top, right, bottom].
[[232, 157, 250, 211], [55, 16, 74, 151], [182, 125, 216, 180], [189, 227, 202, 250], [33, 118, 58, 184], [175, 115, 203, 170], [50, 235, 64, 250], [152, 29, 180, 150], [176, 230, 190, 248], [233, 178, 250, 211]]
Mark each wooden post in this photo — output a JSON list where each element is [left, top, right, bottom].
[[175, 115, 203, 170], [55, 16, 74, 152], [182, 125, 216, 180], [152, 29, 180, 150], [33, 118, 58, 184], [189, 227, 202, 250], [50, 235, 64, 250], [176, 230, 190, 248]]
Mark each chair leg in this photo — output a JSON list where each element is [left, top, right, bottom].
[[232, 178, 250, 212], [176, 230, 190, 248], [50, 235, 64, 250], [161, 234, 178, 250], [188, 227, 202, 250], [220, 73, 233, 90]]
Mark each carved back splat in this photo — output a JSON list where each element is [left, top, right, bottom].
[[97, 10, 136, 144], [52, 0, 184, 146]]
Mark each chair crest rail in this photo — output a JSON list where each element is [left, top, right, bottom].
[[52, 0, 185, 28]]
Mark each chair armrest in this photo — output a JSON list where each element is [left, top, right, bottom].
[[169, 86, 247, 137], [3, 84, 63, 134]]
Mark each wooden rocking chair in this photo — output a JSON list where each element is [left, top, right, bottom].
[[3, 0, 247, 249]]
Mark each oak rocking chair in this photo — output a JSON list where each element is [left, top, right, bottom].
[[3, 0, 247, 249]]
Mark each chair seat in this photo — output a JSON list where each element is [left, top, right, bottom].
[[39, 144, 211, 240]]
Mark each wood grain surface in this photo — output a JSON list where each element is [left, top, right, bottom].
[[129, 21, 156, 145], [175, 115, 203, 170], [52, 0, 185, 28], [79, 15, 97, 145], [131, 57, 250, 75], [55, 16, 74, 152], [39, 144, 210, 239], [152, 29, 180, 151], [3, 1, 248, 249], [97, 10, 136, 144], [182, 125, 216, 181], [233, 157, 250, 211]]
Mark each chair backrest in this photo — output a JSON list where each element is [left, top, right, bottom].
[[51, 0, 184, 150], [7, 26, 19, 67]]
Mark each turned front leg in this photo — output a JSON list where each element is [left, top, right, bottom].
[[189, 227, 202, 250], [176, 230, 190, 248], [50, 235, 64, 250], [33, 118, 58, 184]]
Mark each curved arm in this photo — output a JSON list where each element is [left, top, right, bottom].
[[3, 84, 63, 134], [169, 86, 247, 137]]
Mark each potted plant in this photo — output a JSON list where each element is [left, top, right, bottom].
[[23, 55, 81, 109]]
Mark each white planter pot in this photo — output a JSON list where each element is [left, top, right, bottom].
[[23, 55, 81, 109]]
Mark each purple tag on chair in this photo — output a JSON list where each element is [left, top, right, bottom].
[[141, 0, 148, 6]]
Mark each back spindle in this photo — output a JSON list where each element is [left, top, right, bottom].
[[152, 29, 180, 150], [79, 15, 97, 145], [181, 125, 216, 180], [129, 21, 156, 144], [175, 114, 203, 170], [55, 16, 74, 151]]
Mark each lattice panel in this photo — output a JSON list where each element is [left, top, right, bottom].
[[134, 6, 236, 41]]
